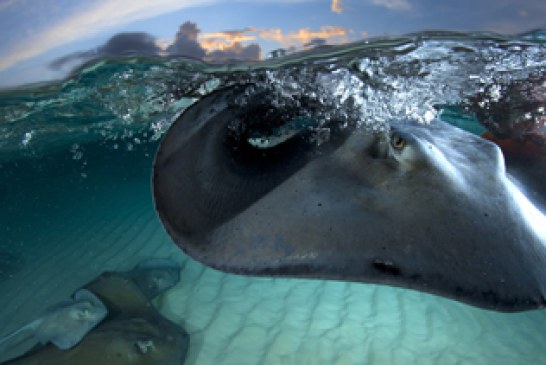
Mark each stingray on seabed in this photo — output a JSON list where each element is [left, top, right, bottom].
[[0, 289, 107, 353], [153, 85, 546, 312], [2, 258, 189, 365]]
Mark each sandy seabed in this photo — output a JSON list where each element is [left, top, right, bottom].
[[1, 151, 546, 365]]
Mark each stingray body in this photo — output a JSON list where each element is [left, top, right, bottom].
[[0, 289, 107, 352], [125, 258, 181, 300], [153, 86, 546, 312], [3, 271, 189, 365]]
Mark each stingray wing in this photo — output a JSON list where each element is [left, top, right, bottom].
[[153, 86, 546, 312]]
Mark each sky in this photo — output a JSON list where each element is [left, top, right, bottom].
[[0, 0, 545, 88]]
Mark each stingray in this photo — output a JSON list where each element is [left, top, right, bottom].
[[153, 85, 546, 312], [2, 259, 189, 365], [125, 257, 181, 300], [0, 288, 107, 353]]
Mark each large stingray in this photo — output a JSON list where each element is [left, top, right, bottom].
[[153, 85, 546, 312], [2, 260, 189, 365]]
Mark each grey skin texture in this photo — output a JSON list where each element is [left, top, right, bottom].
[[153, 86, 546, 312]]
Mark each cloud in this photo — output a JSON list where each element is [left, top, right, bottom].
[[259, 26, 348, 48], [199, 28, 257, 51], [100, 32, 160, 56], [166, 23, 260, 61], [370, 0, 411, 10], [205, 42, 261, 62], [166, 22, 207, 59], [331, 0, 343, 13], [197, 27, 261, 62], [304, 38, 327, 48], [49, 51, 95, 70], [0, 0, 218, 71], [0, 0, 17, 12], [173, 21, 200, 41], [48, 19, 352, 71], [50, 32, 162, 69], [50, 20, 262, 68]]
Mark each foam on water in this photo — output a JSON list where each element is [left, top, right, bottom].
[[0, 30, 546, 363]]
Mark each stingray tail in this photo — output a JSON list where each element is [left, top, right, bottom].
[[0, 322, 37, 354]]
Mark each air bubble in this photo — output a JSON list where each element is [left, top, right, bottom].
[[21, 131, 33, 147]]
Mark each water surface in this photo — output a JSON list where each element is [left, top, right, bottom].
[[1, 31, 545, 364]]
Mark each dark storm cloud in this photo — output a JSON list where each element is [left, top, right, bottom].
[[167, 22, 259, 61], [50, 20, 262, 70], [100, 32, 160, 56], [49, 50, 95, 70], [50, 32, 161, 69], [174, 21, 200, 41], [166, 21, 206, 59]]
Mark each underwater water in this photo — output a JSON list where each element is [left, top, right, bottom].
[[1, 30, 546, 364]]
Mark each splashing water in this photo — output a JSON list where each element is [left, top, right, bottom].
[[1, 29, 546, 364], [0, 30, 544, 161]]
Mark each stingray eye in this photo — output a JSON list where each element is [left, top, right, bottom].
[[391, 134, 406, 150]]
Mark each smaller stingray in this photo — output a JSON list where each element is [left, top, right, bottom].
[[0, 289, 107, 352], [2, 267, 189, 364], [125, 258, 181, 300]]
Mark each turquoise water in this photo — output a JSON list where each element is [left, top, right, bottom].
[[1, 31, 546, 364]]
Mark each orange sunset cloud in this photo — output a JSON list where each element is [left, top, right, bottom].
[[331, 0, 343, 13], [259, 26, 348, 48], [199, 28, 256, 51]]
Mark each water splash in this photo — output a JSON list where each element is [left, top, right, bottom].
[[0, 31, 544, 160]]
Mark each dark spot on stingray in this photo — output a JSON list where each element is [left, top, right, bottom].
[[481, 290, 498, 303], [409, 274, 422, 281], [372, 259, 401, 276]]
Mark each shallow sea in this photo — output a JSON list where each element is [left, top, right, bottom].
[[1, 31, 546, 364]]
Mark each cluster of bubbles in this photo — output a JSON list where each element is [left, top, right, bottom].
[[354, 38, 546, 127], [1, 31, 545, 160], [466, 72, 546, 140], [222, 65, 384, 146]]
